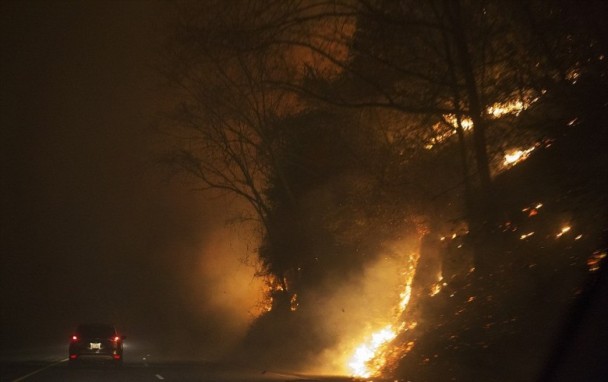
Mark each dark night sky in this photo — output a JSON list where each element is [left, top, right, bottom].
[[1, 1, 261, 357]]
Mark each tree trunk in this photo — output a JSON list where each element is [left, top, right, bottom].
[[446, 0, 496, 273], [447, 0, 493, 201]]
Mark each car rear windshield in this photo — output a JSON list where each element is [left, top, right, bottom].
[[77, 325, 116, 338]]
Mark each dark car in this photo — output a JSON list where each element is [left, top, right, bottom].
[[68, 324, 126, 366]]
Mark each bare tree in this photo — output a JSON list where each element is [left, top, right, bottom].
[[158, 0, 601, 274], [255, 3, 543, 187], [157, 1, 307, 286], [227, 1, 558, 233]]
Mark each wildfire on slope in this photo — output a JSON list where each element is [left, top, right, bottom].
[[503, 146, 536, 168], [346, 253, 419, 378], [501, 137, 555, 171], [423, 92, 562, 172], [348, 325, 397, 378], [426, 93, 538, 149]]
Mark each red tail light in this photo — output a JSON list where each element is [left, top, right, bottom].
[[69, 354, 78, 359], [71, 335, 78, 342], [113, 354, 121, 360]]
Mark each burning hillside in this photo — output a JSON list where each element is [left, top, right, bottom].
[[230, 76, 607, 380]]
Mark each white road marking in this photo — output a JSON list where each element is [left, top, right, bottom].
[[155, 374, 165, 380], [11, 358, 68, 382]]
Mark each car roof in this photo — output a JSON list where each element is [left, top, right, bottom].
[[76, 323, 116, 331]]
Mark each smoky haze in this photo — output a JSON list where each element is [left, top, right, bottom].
[[306, 237, 420, 374], [1, 0, 262, 360]]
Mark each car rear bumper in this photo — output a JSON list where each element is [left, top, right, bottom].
[[69, 346, 123, 360]]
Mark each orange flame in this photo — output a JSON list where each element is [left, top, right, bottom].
[[347, 252, 419, 378]]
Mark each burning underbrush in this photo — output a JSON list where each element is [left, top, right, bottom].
[[390, 96, 608, 381], [227, 75, 607, 380], [230, 235, 422, 376]]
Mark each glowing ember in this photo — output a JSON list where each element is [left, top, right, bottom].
[[290, 294, 299, 311], [587, 250, 607, 272], [566, 68, 581, 84], [567, 118, 579, 126], [520, 232, 535, 240], [503, 146, 536, 167], [556, 226, 572, 238], [429, 273, 444, 297], [429, 282, 442, 297]]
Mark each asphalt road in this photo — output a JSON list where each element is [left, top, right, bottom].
[[0, 359, 334, 382], [0, 358, 370, 382], [0, 345, 363, 382]]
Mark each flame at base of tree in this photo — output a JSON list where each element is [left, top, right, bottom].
[[257, 274, 286, 313]]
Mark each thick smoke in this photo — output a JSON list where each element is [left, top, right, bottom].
[[187, 223, 266, 357]]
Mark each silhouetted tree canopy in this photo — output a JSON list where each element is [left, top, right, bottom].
[[158, 0, 608, 302]]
